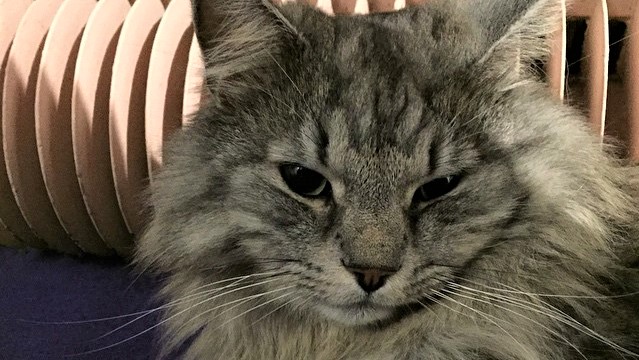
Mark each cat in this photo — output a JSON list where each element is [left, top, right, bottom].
[[135, 0, 639, 358]]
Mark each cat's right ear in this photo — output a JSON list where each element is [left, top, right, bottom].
[[190, 0, 305, 107], [472, 0, 563, 86]]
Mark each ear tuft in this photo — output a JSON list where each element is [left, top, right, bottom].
[[475, 0, 564, 86]]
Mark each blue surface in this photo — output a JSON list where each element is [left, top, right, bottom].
[[0, 247, 164, 360]]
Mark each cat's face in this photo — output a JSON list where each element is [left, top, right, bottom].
[[141, 0, 574, 326], [247, 114, 527, 325], [215, 74, 530, 325]]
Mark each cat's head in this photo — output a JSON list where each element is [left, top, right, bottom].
[[138, 0, 619, 326]]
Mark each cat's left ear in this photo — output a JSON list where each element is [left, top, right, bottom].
[[473, 0, 563, 85], [190, 0, 305, 107]]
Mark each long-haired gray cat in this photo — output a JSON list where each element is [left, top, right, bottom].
[[136, 0, 639, 358]]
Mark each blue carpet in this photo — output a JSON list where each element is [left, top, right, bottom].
[[0, 247, 165, 360]]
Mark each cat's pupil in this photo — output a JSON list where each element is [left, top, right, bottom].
[[280, 164, 330, 198], [414, 175, 461, 203]]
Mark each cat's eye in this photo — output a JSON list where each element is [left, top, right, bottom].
[[413, 175, 461, 204], [279, 164, 331, 198]]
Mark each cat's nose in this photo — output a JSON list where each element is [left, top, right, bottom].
[[344, 266, 397, 293]]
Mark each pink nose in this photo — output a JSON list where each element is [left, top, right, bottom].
[[344, 267, 397, 293]]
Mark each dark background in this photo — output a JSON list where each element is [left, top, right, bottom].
[[0, 247, 166, 360]]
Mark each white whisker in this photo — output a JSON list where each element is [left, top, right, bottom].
[[268, 53, 303, 97], [214, 290, 295, 330], [415, 299, 443, 324], [460, 277, 639, 299], [433, 290, 535, 359], [175, 285, 296, 333], [440, 287, 588, 359], [250, 295, 303, 327], [93, 272, 282, 340], [68, 277, 285, 356], [448, 280, 638, 357], [422, 293, 479, 326], [32, 271, 282, 327]]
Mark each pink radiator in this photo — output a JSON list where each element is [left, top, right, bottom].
[[0, 0, 634, 256]]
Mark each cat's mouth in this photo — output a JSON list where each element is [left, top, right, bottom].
[[308, 270, 459, 326], [315, 300, 398, 325], [313, 277, 455, 326], [315, 295, 440, 327], [335, 299, 386, 311]]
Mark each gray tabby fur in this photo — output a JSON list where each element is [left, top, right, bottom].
[[136, 0, 639, 358]]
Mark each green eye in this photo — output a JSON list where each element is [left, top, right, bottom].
[[279, 164, 331, 198], [413, 175, 461, 203]]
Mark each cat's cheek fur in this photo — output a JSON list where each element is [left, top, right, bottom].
[[411, 165, 526, 270]]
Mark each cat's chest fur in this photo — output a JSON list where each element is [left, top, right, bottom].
[[179, 307, 555, 360], [186, 319, 420, 360]]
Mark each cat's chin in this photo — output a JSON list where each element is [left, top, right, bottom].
[[314, 302, 395, 326]]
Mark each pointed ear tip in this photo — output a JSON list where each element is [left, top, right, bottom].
[[537, 0, 565, 13]]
